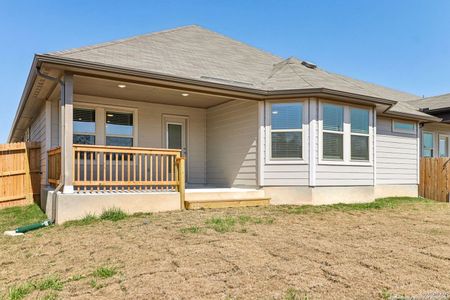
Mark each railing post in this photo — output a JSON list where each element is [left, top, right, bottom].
[[177, 157, 186, 210]]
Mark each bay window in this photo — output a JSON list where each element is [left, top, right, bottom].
[[270, 103, 303, 159], [320, 102, 372, 164], [73, 108, 96, 145], [106, 112, 134, 147]]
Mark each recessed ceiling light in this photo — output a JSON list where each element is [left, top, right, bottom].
[[181, 93, 189, 97], [117, 84, 127, 88], [107, 114, 114, 117]]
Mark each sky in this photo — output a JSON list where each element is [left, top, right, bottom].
[[0, 0, 449, 142]]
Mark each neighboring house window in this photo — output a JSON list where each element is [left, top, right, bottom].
[[350, 108, 370, 161], [322, 103, 344, 160], [423, 132, 434, 157], [392, 120, 416, 134], [73, 108, 96, 145], [439, 135, 448, 157], [320, 102, 371, 163], [106, 112, 134, 147], [270, 103, 303, 159]]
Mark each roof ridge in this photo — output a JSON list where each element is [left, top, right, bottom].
[[263, 57, 314, 88], [47, 25, 200, 56]]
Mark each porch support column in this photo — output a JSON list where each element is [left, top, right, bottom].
[[62, 72, 74, 193]]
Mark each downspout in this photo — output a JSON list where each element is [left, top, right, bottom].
[[36, 67, 65, 222]]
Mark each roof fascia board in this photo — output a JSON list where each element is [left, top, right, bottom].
[[7, 57, 39, 142]]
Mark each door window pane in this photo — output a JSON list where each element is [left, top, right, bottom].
[[271, 103, 302, 130], [271, 132, 302, 158], [351, 108, 369, 134], [351, 135, 369, 160], [439, 136, 448, 157], [323, 104, 343, 132], [168, 124, 182, 149], [323, 132, 343, 160], [106, 112, 133, 136], [423, 132, 434, 157]]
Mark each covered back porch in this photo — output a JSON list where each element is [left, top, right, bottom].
[[42, 70, 268, 222]]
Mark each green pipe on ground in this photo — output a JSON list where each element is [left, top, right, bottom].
[[15, 220, 52, 234]]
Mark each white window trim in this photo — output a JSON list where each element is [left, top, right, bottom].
[[318, 100, 373, 166], [265, 100, 309, 165], [392, 120, 416, 134], [74, 102, 138, 146]]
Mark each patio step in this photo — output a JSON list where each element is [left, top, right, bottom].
[[184, 188, 270, 210], [185, 197, 271, 210]]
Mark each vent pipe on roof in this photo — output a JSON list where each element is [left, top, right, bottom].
[[301, 61, 317, 69]]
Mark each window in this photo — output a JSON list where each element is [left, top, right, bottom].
[[106, 112, 134, 146], [350, 108, 369, 161], [322, 104, 344, 160], [423, 132, 434, 157], [439, 135, 448, 157], [270, 103, 303, 159], [73, 108, 96, 145], [393, 120, 416, 134]]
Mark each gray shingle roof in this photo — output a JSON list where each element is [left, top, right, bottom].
[[408, 93, 450, 111], [46, 25, 437, 120]]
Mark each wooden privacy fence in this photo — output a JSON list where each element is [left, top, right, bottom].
[[0, 142, 40, 208], [419, 157, 450, 202]]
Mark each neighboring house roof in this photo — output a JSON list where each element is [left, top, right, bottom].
[[47, 25, 420, 103], [408, 93, 450, 112]]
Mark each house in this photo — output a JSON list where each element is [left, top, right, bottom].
[[7, 25, 442, 223], [408, 94, 450, 157]]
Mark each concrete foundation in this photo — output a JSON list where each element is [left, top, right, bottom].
[[263, 184, 418, 205], [49, 191, 180, 224]]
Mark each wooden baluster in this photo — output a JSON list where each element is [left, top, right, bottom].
[[139, 153, 142, 191], [121, 153, 125, 192], [90, 152, 94, 192], [155, 154, 159, 191], [171, 155, 174, 191], [83, 151, 87, 192], [165, 155, 169, 191], [150, 154, 153, 191], [109, 152, 113, 192], [144, 154, 148, 191], [103, 152, 106, 192], [77, 151, 80, 191], [133, 154, 136, 191], [114, 153, 119, 191], [96, 152, 100, 192], [127, 154, 130, 192]]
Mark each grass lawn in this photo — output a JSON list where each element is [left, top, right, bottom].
[[1, 197, 450, 299]]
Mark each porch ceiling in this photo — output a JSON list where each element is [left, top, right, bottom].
[[74, 75, 235, 108]]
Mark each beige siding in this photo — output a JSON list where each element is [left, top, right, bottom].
[[51, 97, 60, 148], [206, 100, 258, 187], [264, 164, 309, 185], [74, 95, 206, 184], [376, 117, 418, 185], [315, 165, 374, 186], [30, 106, 46, 185]]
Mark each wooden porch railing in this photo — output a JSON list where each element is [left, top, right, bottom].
[[72, 144, 185, 195], [47, 147, 61, 187]]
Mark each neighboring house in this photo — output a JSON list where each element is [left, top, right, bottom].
[[7, 25, 442, 223], [408, 94, 450, 157]]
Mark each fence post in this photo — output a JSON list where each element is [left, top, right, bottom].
[[177, 157, 186, 210]]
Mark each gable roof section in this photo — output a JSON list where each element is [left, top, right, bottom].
[[408, 93, 450, 112], [46, 25, 420, 104]]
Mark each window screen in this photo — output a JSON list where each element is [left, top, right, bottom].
[[270, 103, 303, 159]]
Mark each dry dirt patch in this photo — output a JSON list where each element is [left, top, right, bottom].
[[1, 198, 450, 299]]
